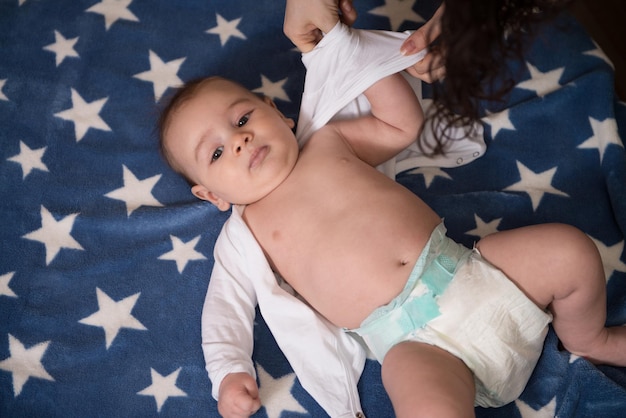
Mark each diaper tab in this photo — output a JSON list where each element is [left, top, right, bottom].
[[352, 225, 472, 362]]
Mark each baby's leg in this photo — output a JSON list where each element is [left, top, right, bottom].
[[476, 223, 626, 366], [381, 341, 476, 418]]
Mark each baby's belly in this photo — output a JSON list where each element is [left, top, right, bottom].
[[275, 207, 440, 329]]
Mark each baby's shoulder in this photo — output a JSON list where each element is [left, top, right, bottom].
[[303, 124, 352, 154]]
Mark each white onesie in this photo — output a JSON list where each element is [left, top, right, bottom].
[[297, 21, 486, 177]]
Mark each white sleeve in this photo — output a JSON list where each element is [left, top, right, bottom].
[[201, 225, 258, 401], [202, 208, 367, 416]]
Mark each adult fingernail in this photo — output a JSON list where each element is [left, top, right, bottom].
[[401, 40, 416, 55]]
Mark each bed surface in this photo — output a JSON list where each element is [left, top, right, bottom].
[[1, 0, 625, 417]]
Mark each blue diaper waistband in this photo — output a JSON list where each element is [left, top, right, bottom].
[[351, 223, 471, 362]]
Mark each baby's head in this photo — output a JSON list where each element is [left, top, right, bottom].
[[159, 76, 297, 211]]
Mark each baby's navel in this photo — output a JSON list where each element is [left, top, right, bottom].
[[272, 230, 282, 241]]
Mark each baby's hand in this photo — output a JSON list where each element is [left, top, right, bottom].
[[217, 372, 261, 417]]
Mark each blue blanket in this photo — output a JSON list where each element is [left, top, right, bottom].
[[1, 0, 625, 417]]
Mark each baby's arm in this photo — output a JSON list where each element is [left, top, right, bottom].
[[202, 229, 259, 416], [330, 73, 423, 167]]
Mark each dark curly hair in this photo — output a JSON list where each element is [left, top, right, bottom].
[[424, 0, 573, 155]]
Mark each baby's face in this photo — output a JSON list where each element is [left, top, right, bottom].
[[164, 78, 297, 210]]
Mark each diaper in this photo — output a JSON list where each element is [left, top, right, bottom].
[[351, 223, 552, 407]]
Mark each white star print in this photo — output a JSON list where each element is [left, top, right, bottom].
[[465, 214, 502, 239], [7, 141, 49, 179], [483, 109, 515, 139], [206, 14, 247, 46], [0, 272, 17, 298], [368, 0, 424, 31], [407, 166, 452, 188], [515, 396, 556, 418], [569, 353, 581, 363], [516, 62, 564, 98], [590, 237, 626, 282], [105, 165, 163, 216], [0, 334, 55, 397], [137, 368, 188, 412], [54, 89, 111, 142], [252, 75, 290, 102], [86, 0, 139, 31], [158, 235, 207, 274], [43, 30, 79, 67], [584, 42, 613, 69], [504, 161, 569, 211], [578, 117, 622, 163], [257, 365, 306, 418], [0, 79, 8, 101], [133, 50, 185, 101], [79, 287, 147, 349], [22, 206, 84, 265]]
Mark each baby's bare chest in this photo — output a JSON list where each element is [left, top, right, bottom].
[[244, 154, 439, 326]]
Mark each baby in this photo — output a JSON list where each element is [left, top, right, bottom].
[[158, 18, 626, 418]]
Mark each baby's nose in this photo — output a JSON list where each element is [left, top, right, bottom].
[[233, 134, 251, 154]]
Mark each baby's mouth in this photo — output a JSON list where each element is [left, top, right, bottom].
[[249, 145, 269, 169]]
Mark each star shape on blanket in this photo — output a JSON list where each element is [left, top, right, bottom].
[[22, 206, 84, 265], [0, 334, 55, 397], [137, 367, 188, 412], [206, 14, 247, 46], [54, 89, 111, 142], [134, 50, 185, 102], [7, 141, 49, 179], [590, 237, 626, 282], [252, 75, 290, 103], [86, 0, 139, 31], [483, 109, 515, 140], [515, 396, 556, 418], [516, 62, 564, 98], [503, 161, 569, 211], [0, 79, 7, 101], [42, 30, 79, 67], [257, 364, 306, 418], [465, 214, 502, 239], [79, 287, 147, 349], [407, 166, 452, 188], [158, 235, 207, 274], [368, 0, 425, 31], [578, 117, 622, 164], [105, 165, 163, 216], [584, 42, 613, 69], [0, 272, 17, 298]]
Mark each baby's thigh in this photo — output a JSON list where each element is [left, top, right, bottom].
[[381, 341, 475, 418], [475, 223, 601, 308]]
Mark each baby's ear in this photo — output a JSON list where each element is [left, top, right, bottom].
[[263, 96, 295, 129], [191, 185, 231, 211]]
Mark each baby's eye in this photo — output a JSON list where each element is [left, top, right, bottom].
[[237, 114, 250, 127], [211, 146, 223, 162]]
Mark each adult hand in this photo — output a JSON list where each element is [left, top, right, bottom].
[[217, 372, 261, 418], [400, 4, 445, 83], [284, 0, 357, 52]]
